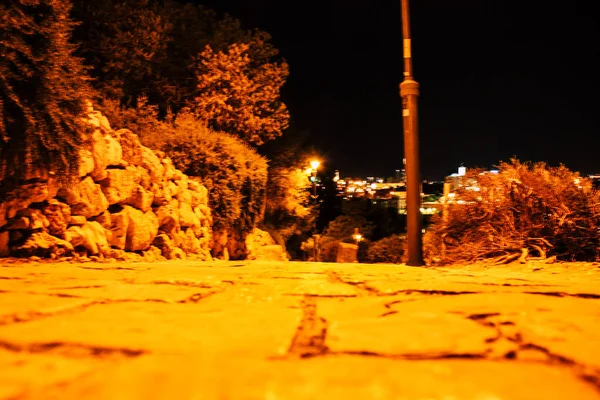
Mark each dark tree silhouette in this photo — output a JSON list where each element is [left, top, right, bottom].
[[0, 0, 95, 188]]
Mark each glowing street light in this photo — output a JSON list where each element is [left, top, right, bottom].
[[352, 228, 363, 246]]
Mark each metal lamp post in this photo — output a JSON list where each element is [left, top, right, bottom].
[[400, 0, 424, 266], [310, 160, 320, 261]]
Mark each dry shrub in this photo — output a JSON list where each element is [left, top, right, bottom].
[[365, 236, 405, 264], [425, 159, 600, 265]]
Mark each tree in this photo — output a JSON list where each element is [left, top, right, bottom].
[[71, 0, 172, 105], [0, 0, 95, 188], [72, 0, 286, 121], [190, 42, 289, 145]]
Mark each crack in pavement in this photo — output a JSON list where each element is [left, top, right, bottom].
[[464, 312, 600, 393], [52, 285, 106, 290], [327, 271, 480, 297], [330, 350, 486, 360], [524, 291, 600, 299], [0, 290, 223, 326], [176, 290, 222, 303], [287, 296, 328, 358], [152, 280, 215, 289], [0, 339, 147, 358], [0, 300, 104, 326]]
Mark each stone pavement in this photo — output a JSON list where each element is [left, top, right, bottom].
[[1, 259, 600, 399]]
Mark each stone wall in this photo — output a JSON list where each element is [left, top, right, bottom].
[[0, 105, 212, 262]]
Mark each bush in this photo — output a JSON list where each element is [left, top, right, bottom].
[[365, 236, 405, 264], [424, 159, 600, 265], [160, 111, 268, 236]]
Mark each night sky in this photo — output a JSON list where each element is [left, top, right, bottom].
[[197, 0, 599, 180]]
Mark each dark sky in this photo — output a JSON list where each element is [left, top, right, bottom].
[[198, 0, 599, 180]]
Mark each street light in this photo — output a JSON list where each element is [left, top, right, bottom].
[[352, 228, 362, 245], [400, 0, 424, 266], [310, 160, 320, 261]]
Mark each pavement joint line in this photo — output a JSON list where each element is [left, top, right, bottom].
[[0, 289, 223, 326], [287, 295, 329, 358], [464, 311, 600, 393], [0, 339, 148, 358], [524, 291, 600, 299], [0, 300, 105, 326]]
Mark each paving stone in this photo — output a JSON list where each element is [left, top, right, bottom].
[[19, 355, 600, 400], [0, 260, 599, 399]]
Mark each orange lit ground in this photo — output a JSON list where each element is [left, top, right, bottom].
[[1, 259, 600, 399]]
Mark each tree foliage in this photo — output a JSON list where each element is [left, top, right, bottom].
[[72, 0, 289, 145], [140, 110, 268, 236], [0, 0, 95, 187], [190, 42, 289, 145], [425, 159, 600, 265], [323, 214, 375, 241]]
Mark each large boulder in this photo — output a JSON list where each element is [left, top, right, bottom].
[[126, 207, 159, 251], [154, 204, 179, 236], [128, 186, 154, 213], [16, 208, 50, 231], [57, 177, 109, 218], [99, 166, 141, 205], [13, 232, 74, 258], [2, 179, 59, 220], [142, 147, 164, 184], [78, 149, 95, 177], [42, 200, 71, 237], [116, 129, 144, 166], [65, 221, 110, 256], [107, 208, 129, 250]]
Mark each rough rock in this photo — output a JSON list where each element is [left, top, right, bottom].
[[99, 167, 140, 205], [2, 179, 59, 220], [16, 208, 49, 231], [42, 200, 71, 237], [57, 177, 109, 218], [125, 207, 159, 252], [78, 149, 94, 177], [65, 221, 110, 255], [69, 216, 87, 226], [13, 232, 73, 258], [155, 205, 179, 236], [107, 208, 130, 250], [179, 203, 200, 229], [142, 147, 164, 184], [116, 129, 144, 166], [128, 186, 154, 213], [92, 210, 111, 230]]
